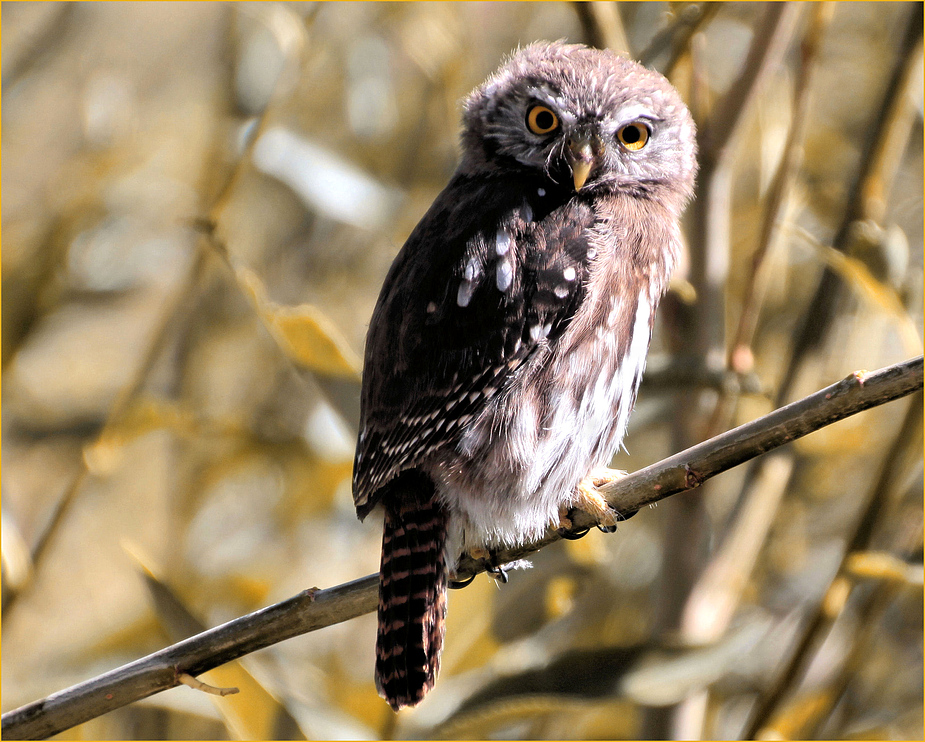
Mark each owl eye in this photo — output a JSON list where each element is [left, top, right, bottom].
[[617, 122, 650, 151], [526, 105, 559, 135]]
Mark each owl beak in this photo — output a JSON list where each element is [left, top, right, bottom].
[[567, 137, 597, 191]]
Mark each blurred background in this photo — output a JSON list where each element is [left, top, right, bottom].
[[2, 2, 922, 739]]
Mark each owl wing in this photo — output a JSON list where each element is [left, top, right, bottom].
[[353, 173, 597, 516]]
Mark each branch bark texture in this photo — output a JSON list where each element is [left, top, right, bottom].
[[2, 356, 921, 740]]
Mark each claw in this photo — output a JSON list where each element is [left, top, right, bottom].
[[557, 525, 591, 540], [449, 573, 476, 589], [452, 547, 510, 587], [597, 524, 617, 534]]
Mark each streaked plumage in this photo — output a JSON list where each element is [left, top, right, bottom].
[[354, 41, 697, 710]]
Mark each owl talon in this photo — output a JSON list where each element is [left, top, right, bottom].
[[487, 564, 509, 584], [557, 505, 591, 540], [558, 525, 591, 540], [449, 573, 476, 589], [597, 524, 618, 534]]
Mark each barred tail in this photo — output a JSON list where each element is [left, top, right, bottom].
[[375, 471, 449, 711]]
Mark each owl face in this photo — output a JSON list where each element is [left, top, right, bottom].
[[460, 42, 697, 210]]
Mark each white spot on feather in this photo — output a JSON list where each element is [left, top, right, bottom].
[[562, 266, 576, 281], [495, 230, 511, 256], [496, 260, 514, 291], [457, 281, 475, 307]]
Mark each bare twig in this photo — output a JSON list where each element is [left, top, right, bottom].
[[726, 2, 832, 385], [650, 7, 803, 736], [573, 2, 631, 55], [676, 4, 833, 648], [3, 356, 920, 741], [777, 2, 923, 401], [688, 2, 803, 364], [1, 583, 370, 741], [176, 673, 239, 697], [643, 3, 721, 77], [2, 3, 76, 89]]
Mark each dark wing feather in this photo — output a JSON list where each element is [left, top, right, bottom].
[[353, 173, 596, 516]]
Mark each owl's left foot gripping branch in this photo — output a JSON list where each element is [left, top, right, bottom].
[[450, 547, 513, 587], [450, 466, 630, 587], [557, 467, 627, 538]]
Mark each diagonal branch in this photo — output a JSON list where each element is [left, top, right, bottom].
[[2, 356, 922, 740]]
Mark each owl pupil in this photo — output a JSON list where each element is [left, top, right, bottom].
[[535, 111, 554, 129], [622, 126, 641, 143]]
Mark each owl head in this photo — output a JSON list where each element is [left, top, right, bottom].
[[460, 41, 697, 212]]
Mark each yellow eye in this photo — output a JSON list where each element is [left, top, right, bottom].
[[526, 105, 559, 135], [617, 122, 649, 151]]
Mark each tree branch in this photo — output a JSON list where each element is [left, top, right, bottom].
[[3, 356, 921, 740]]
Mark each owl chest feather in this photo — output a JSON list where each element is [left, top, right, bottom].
[[432, 199, 671, 549]]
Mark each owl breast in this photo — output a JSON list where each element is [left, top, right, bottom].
[[427, 199, 669, 551]]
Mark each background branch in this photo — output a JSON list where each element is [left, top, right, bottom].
[[649, 6, 803, 735], [777, 1, 923, 400], [743, 391, 923, 739], [0, 6, 306, 618], [3, 356, 921, 741]]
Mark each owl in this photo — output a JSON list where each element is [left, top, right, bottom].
[[353, 41, 697, 710]]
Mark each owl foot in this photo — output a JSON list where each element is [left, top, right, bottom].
[[449, 547, 488, 588], [450, 547, 511, 587], [472, 548, 512, 582], [556, 505, 591, 539], [558, 468, 625, 537], [467, 548, 510, 582]]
